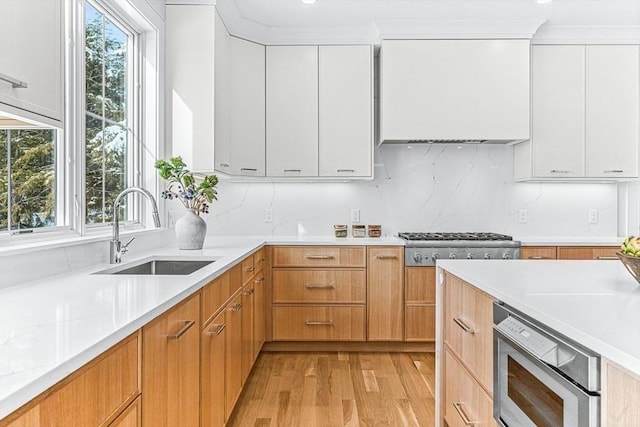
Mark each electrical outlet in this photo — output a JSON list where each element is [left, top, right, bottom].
[[588, 209, 598, 224], [264, 208, 273, 223], [351, 208, 360, 223], [518, 209, 528, 223]]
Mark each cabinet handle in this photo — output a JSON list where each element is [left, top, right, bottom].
[[305, 254, 335, 260], [453, 317, 475, 334], [219, 163, 229, 168], [337, 169, 355, 173], [603, 170, 624, 173], [453, 402, 479, 425], [305, 320, 334, 326], [284, 169, 301, 173], [229, 303, 243, 312], [246, 266, 255, 272], [240, 168, 257, 172], [254, 277, 265, 284], [596, 256, 618, 260], [0, 72, 28, 89], [243, 288, 255, 296], [206, 323, 226, 336], [167, 320, 195, 340], [305, 283, 335, 289], [528, 255, 550, 259], [376, 254, 398, 259], [549, 169, 571, 174]]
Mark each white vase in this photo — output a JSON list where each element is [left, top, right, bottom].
[[175, 209, 207, 250]]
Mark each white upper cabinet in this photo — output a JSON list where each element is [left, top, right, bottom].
[[515, 45, 639, 181], [0, 0, 63, 125], [213, 10, 231, 174], [586, 45, 639, 178], [319, 46, 372, 178], [531, 46, 586, 178], [379, 39, 530, 143], [266, 46, 319, 177]]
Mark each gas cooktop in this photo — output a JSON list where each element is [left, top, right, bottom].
[[397, 232, 513, 241]]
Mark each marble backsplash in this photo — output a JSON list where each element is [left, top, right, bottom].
[[200, 144, 622, 238]]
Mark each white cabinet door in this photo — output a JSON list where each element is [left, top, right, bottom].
[[166, 5, 216, 172], [266, 46, 319, 177], [380, 39, 529, 142], [531, 46, 586, 178], [0, 0, 63, 124], [319, 46, 372, 178], [586, 45, 639, 178], [228, 37, 265, 177], [213, 10, 231, 174]]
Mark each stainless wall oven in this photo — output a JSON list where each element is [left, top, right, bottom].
[[493, 302, 600, 427]]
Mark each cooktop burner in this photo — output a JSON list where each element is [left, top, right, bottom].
[[398, 232, 513, 241]]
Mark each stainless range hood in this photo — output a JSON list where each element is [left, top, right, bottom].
[[379, 39, 531, 145]]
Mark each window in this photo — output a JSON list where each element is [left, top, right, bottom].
[[85, 1, 134, 225], [0, 128, 58, 232]]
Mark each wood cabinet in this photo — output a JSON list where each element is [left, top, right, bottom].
[[1, 333, 140, 427], [241, 279, 256, 384], [109, 397, 141, 427], [253, 269, 266, 359], [318, 45, 373, 178], [201, 310, 226, 427], [380, 39, 529, 143], [225, 292, 243, 417], [405, 267, 436, 341], [521, 246, 558, 260], [142, 293, 200, 427], [515, 45, 639, 180], [271, 245, 367, 342], [367, 247, 404, 341], [0, 0, 63, 125], [557, 246, 619, 260], [602, 359, 640, 426], [266, 46, 319, 177], [440, 272, 496, 427]]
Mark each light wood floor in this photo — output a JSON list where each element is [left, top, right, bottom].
[[228, 352, 436, 427]]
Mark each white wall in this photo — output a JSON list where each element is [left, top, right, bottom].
[[197, 144, 620, 238]]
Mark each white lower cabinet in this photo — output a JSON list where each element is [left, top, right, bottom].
[[0, 0, 63, 125], [515, 45, 639, 181]]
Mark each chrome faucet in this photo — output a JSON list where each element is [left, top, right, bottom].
[[110, 187, 161, 264]]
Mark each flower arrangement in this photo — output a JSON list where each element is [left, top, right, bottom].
[[155, 157, 218, 215]]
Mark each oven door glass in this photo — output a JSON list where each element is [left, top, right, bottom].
[[495, 334, 599, 427]]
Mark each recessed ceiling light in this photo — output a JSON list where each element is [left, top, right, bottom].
[[302, 0, 317, 4]]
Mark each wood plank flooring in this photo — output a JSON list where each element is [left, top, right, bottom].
[[228, 352, 436, 427]]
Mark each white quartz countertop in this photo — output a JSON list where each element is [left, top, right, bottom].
[[0, 235, 402, 419], [516, 236, 624, 246], [437, 259, 640, 377]]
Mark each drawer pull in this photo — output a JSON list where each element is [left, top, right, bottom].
[[337, 169, 355, 173], [246, 266, 255, 272], [550, 169, 571, 174], [376, 254, 398, 260], [0, 72, 28, 88], [596, 256, 618, 260], [604, 170, 624, 173], [284, 169, 301, 173], [305, 283, 335, 290], [206, 323, 226, 336], [229, 303, 243, 312], [528, 255, 549, 259], [240, 168, 257, 172], [305, 254, 335, 260], [453, 317, 475, 334], [219, 163, 229, 168], [453, 402, 479, 425], [254, 277, 265, 284], [167, 320, 195, 340], [243, 288, 255, 296], [305, 320, 334, 326]]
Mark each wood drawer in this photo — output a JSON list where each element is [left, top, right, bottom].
[[521, 246, 557, 260], [444, 348, 496, 427], [254, 248, 266, 273], [271, 246, 366, 268], [444, 273, 494, 395], [557, 246, 620, 260], [405, 305, 435, 342], [202, 264, 241, 326], [405, 266, 436, 303], [241, 255, 256, 285], [272, 306, 366, 341], [272, 269, 366, 303]]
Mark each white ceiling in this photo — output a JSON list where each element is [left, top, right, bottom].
[[213, 0, 640, 44]]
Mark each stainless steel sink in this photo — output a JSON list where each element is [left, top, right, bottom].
[[95, 257, 217, 275]]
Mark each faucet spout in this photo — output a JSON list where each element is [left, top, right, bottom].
[[110, 187, 161, 263]]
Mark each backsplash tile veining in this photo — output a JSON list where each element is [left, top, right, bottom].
[[202, 144, 620, 237]]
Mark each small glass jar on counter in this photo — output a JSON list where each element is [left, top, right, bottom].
[[368, 225, 381, 238], [352, 224, 366, 238], [334, 224, 348, 238]]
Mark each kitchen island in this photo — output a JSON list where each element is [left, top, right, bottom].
[[435, 259, 640, 427]]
